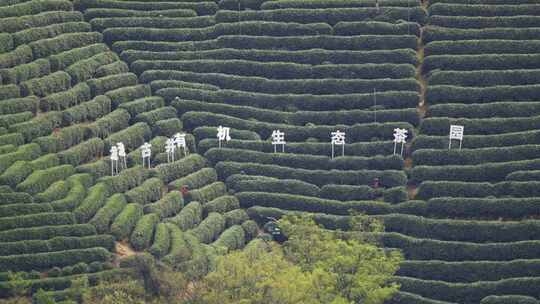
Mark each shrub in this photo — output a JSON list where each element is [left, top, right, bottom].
[[205, 148, 404, 171], [19, 71, 71, 97], [413, 145, 540, 166], [0, 45, 32, 69], [0, 235, 114, 257], [429, 2, 540, 17], [183, 111, 413, 142], [35, 180, 70, 203], [424, 26, 540, 44], [216, 161, 407, 188], [148, 223, 171, 258], [49, 43, 108, 71], [143, 191, 183, 219], [110, 203, 143, 240], [16, 164, 75, 195], [141, 70, 419, 95], [65, 51, 119, 84], [334, 21, 420, 36], [319, 184, 380, 201], [153, 118, 183, 137], [73, 183, 109, 223], [0, 248, 111, 272], [126, 48, 417, 66], [424, 54, 540, 74], [76, 159, 109, 179], [158, 87, 419, 111], [105, 84, 151, 108], [98, 165, 149, 194], [62, 95, 111, 127], [0, 192, 33, 205], [133, 60, 416, 80], [41, 82, 92, 113], [215, 8, 427, 25], [86, 108, 130, 139], [162, 223, 190, 264], [10, 112, 62, 142], [0, 10, 82, 33], [424, 39, 540, 56], [166, 201, 202, 231], [57, 138, 104, 166], [411, 131, 540, 151], [428, 102, 540, 120], [134, 106, 176, 126], [189, 212, 225, 244], [0, 84, 20, 100], [118, 96, 164, 117], [126, 135, 167, 166], [168, 167, 217, 191], [429, 69, 540, 88], [0, 161, 33, 188], [89, 194, 127, 234], [261, 0, 420, 9], [203, 195, 240, 216], [506, 170, 540, 181], [0, 212, 73, 230], [411, 159, 540, 183], [0, 203, 52, 218], [426, 197, 540, 220], [86, 72, 138, 96], [77, 0, 217, 15], [103, 122, 151, 151], [125, 177, 163, 205], [481, 295, 539, 304], [223, 209, 249, 228], [130, 214, 159, 251], [0, 0, 72, 18], [383, 186, 408, 203], [84, 8, 199, 19], [91, 15, 210, 33], [186, 182, 226, 203], [241, 220, 258, 241], [0, 97, 38, 115], [420, 116, 540, 136], [153, 154, 208, 183], [211, 225, 245, 252], [232, 176, 320, 197], [12, 21, 90, 46], [0, 224, 96, 242], [94, 60, 129, 77], [29, 32, 103, 59], [0, 59, 50, 85], [0, 143, 41, 174]]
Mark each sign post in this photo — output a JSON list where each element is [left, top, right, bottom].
[[271, 130, 286, 153], [217, 125, 231, 148], [449, 125, 464, 150], [331, 130, 345, 159], [393, 128, 408, 156], [141, 142, 152, 169]]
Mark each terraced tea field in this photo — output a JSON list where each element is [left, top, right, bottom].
[[0, 0, 539, 302]]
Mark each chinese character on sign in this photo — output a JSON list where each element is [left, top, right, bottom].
[[117, 142, 126, 171], [217, 125, 231, 148], [449, 125, 464, 150], [165, 138, 176, 163], [110, 146, 119, 176], [393, 128, 408, 156], [271, 130, 286, 153], [331, 130, 345, 159], [173, 132, 188, 156], [141, 142, 152, 168]]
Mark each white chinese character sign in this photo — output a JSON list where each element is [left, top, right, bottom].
[[331, 130, 345, 159], [141, 142, 152, 168], [217, 125, 231, 148], [117, 142, 126, 171], [393, 128, 408, 156], [165, 138, 176, 163], [110, 146, 119, 176], [271, 130, 286, 153], [449, 125, 464, 150], [173, 132, 188, 156]]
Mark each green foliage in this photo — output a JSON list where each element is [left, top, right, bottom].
[[29, 32, 103, 60], [168, 167, 217, 191], [73, 183, 109, 223], [148, 223, 171, 258], [153, 154, 208, 183], [19, 71, 71, 98], [0, 59, 50, 85], [58, 138, 103, 166], [87, 108, 130, 139], [0, 0, 72, 18], [186, 182, 226, 203], [217, 161, 407, 188], [0, 10, 82, 33], [103, 122, 151, 151], [65, 51, 119, 84], [10, 112, 63, 142], [0, 248, 111, 272], [117, 96, 164, 117], [86, 72, 138, 96], [0, 143, 41, 174], [153, 118, 183, 137], [89, 194, 127, 234], [166, 201, 203, 231], [211, 225, 245, 252], [0, 45, 32, 69], [223, 209, 249, 228], [78, 0, 217, 15], [49, 43, 107, 71], [134, 106, 176, 126], [130, 214, 159, 251], [189, 212, 226, 244], [0, 224, 95, 242], [158, 86, 419, 111], [111, 203, 143, 240], [0, 235, 114, 256], [104, 84, 150, 107], [143, 191, 183, 219], [16, 164, 74, 195], [0, 97, 38, 116], [41, 83, 92, 113], [125, 177, 163, 205], [98, 165, 149, 194], [142, 70, 419, 95], [481, 295, 539, 304]]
